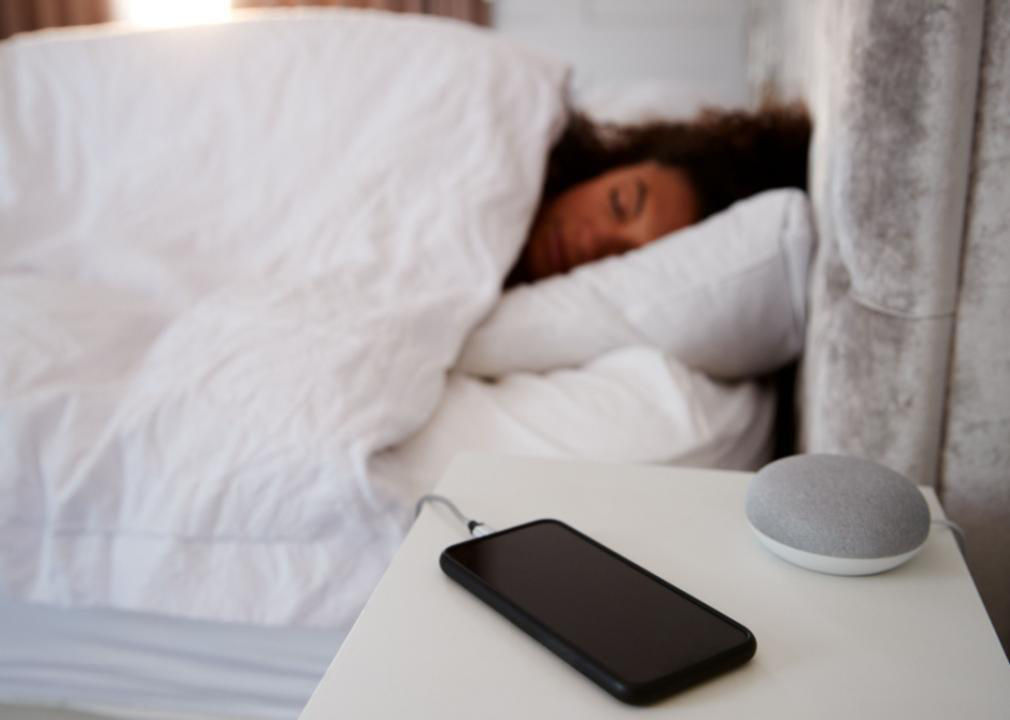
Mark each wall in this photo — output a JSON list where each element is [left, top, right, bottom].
[[491, 0, 752, 119]]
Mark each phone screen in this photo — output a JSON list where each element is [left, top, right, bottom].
[[442, 519, 753, 699]]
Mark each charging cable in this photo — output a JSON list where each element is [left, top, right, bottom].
[[414, 494, 495, 538], [931, 517, 966, 553]]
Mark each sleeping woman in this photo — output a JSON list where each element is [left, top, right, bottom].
[[509, 103, 811, 284], [380, 101, 817, 491]]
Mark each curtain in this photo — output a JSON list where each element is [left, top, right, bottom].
[[1, 0, 110, 40], [0, 1, 487, 40], [233, 0, 489, 25]]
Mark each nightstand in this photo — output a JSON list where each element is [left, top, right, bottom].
[[300, 453, 1010, 718]]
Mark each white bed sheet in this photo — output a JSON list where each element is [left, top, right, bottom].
[[0, 596, 340, 720]]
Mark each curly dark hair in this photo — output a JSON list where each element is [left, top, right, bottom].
[[540, 102, 812, 221]]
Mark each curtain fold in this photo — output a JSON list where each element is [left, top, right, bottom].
[[1, 0, 109, 40], [233, 0, 488, 25]]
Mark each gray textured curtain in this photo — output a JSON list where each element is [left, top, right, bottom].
[[0, 0, 109, 40], [233, 0, 488, 25]]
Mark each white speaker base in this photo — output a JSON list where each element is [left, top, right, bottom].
[[748, 522, 924, 576]]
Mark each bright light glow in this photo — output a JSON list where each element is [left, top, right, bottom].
[[117, 0, 233, 27]]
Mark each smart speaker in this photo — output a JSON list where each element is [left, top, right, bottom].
[[745, 454, 931, 576]]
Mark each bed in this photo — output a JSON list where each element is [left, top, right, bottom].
[[0, 9, 803, 715], [1, 2, 1007, 718]]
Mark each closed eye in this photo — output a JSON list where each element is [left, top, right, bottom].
[[610, 178, 648, 223], [609, 186, 627, 222]]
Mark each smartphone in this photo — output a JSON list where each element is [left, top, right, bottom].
[[440, 518, 756, 705]]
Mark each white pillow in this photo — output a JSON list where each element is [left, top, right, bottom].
[[457, 189, 813, 380]]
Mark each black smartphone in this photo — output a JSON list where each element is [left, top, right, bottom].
[[440, 518, 755, 705]]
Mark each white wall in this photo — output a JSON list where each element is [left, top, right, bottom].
[[491, 0, 753, 119]]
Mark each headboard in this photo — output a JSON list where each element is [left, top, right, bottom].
[[750, 0, 1009, 654]]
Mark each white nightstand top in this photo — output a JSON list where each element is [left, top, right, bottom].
[[300, 453, 1010, 719]]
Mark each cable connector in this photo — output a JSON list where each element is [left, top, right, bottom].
[[415, 494, 495, 538], [467, 520, 493, 537]]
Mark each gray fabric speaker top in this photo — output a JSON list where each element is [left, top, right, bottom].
[[745, 454, 931, 558]]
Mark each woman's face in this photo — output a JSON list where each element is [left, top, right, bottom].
[[519, 161, 699, 281]]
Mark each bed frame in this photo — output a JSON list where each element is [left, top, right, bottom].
[[751, 0, 1009, 654]]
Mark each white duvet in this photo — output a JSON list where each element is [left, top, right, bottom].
[[0, 11, 771, 628]]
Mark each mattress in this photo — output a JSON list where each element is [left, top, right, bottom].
[[0, 596, 343, 720]]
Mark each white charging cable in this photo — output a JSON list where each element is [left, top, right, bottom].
[[414, 494, 495, 538], [931, 518, 966, 553]]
